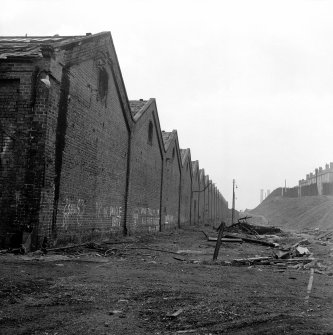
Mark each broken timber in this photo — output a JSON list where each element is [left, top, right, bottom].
[[224, 233, 278, 247], [232, 257, 314, 266], [206, 233, 277, 247], [207, 237, 243, 243], [213, 222, 226, 261]]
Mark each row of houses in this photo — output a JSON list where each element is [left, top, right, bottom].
[[0, 32, 229, 250], [298, 162, 333, 196]]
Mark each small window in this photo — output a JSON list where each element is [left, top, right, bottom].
[[98, 68, 108, 100], [172, 148, 175, 159], [148, 121, 153, 145]]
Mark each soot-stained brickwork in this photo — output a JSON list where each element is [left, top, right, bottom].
[[0, 54, 51, 249], [0, 33, 133, 248], [0, 32, 229, 249], [127, 99, 164, 234], [45, 33, 133, 245], [180, 148, 192, 226], [161, 130, 181, 230]]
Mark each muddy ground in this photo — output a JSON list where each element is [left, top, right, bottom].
[[1, 226, 333, 334]]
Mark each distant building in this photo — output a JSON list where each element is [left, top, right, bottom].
[[299, 163, 333, 196], [127, 99, 164, 234], [161, 130, 181, 230]]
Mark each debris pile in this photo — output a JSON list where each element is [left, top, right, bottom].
[[203, 217, 333, 275], [226, 216, 282, 236], [204, 216, 282, 248]]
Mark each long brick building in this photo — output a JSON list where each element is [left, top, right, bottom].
[[0, 32, 229, 250]]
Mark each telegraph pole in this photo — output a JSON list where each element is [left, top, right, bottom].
[[231, 179, 235, 225]]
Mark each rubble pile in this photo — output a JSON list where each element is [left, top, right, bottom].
[[203, 217, 333, 276]]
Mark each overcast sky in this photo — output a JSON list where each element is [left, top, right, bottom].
[[1, 0, 333, 210]]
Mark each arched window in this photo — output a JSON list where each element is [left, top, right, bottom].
[[148, 121, 153, 145]]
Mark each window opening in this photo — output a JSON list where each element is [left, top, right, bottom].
[[98, 68, 108, 101], [148, 121, 153, 145]]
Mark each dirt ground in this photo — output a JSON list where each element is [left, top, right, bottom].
[[1, 226, 333, 334]]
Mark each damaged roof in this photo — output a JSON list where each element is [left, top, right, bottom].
[[0, 33, 107, 59], [129, 100, 149, 117]]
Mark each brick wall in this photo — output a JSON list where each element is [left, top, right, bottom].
[[204, 175, 210, 225], [179, 149, 192, 226], [1, 32, 230, 248], [198, 169, 205, 225], [212, 185, 216, 225], [127, 101, 163, 234], [191, 161, 200, 225], [39, 33, 133, 246], [0, 59, 49, 248], [161, 132, 181, 230], [208, 181, 213, 224]]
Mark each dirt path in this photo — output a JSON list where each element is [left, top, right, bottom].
[[1, 228, 333, 334]]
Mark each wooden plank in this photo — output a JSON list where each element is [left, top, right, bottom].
[[207, 237, 243, 243], [213, 222, 226, 261]]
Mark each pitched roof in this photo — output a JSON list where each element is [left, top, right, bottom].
[[129, 100, 148, 117], [192, 160, 199, 175], [180, 148, 190, 166], [199, 169, 205, 180], [180, 149, 186, 164], [162, 131, 175, 151], [0, 32, 108, 59]]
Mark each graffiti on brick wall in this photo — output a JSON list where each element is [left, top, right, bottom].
[[0, 131, 14, 178], [62, 198, 86, 228], [96, 202, 122, 228], [165, 214, 174, 226], [133, 207, 159, 232], [40, 186, 55, 233]]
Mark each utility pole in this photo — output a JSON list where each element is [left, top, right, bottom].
[[231, 179, 235, 225]]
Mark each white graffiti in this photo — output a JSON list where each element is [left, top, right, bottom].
[[40, 185, 55, 234], [63, 198, 86, 227], [165, 214, 174, 225], [133, 207, 159, 231], [96, 202, 122, 228]]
